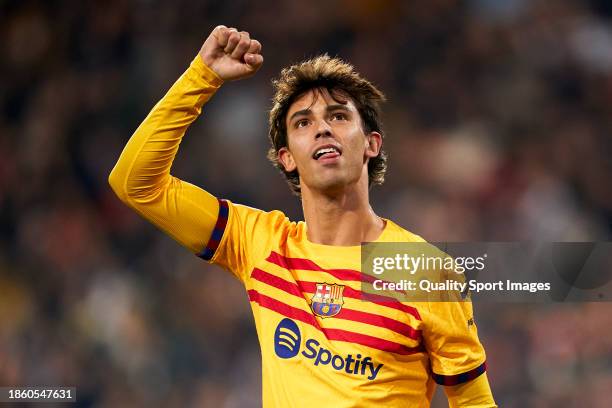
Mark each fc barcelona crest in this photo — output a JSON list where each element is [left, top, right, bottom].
[[311, 283, 345, 318]]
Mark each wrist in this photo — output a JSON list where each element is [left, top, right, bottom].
[[193, 54, 224, 86]]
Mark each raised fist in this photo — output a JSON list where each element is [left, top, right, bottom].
[[199, 25, 263, 81]]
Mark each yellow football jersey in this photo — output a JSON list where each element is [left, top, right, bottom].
[[109, 54, 494, 407], [202, 200, 488, 407]]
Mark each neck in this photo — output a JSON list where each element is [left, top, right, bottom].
[[301, 180, 385, 246]]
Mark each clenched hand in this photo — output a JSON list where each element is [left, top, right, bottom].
[[199, 25, 263, 81]]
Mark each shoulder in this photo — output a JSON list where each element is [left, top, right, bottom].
[[382, 218, 427, 243], [228, 201, 297, 236]]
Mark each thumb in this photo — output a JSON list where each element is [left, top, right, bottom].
[[244, 53, 264, 69]]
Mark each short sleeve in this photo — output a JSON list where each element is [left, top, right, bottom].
[[422, 298, 488, 385], [197, 199, 289, 283]]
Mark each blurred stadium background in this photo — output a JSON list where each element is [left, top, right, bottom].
[[1, 0, 611, 406]]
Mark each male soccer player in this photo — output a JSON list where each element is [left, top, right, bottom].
[[109, 25, 496, 407]]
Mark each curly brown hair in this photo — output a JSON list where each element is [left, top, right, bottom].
[[267, 55, 387, 196]]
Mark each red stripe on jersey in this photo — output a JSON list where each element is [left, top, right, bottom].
[[297, 280, 422, 321], [263, 252, 422, 320], [336, 308, 422, 341], [247, 289, 424, 355], [266, 251, 409, 296], [324, 328, 424, 356], [248, 289, 318, 327], [251, 268, 422, 340], [252, 268, 303, 298], [267, 251, 368, 282]]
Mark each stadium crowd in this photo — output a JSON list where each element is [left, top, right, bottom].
[[1, 0, 611, 406]]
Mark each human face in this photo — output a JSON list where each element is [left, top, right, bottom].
[[278, 88, 381, 194]]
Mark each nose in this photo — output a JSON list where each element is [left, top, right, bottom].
[[315, 119, 333, 139]]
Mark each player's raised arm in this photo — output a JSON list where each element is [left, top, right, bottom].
[[108, 26, 263, 253]]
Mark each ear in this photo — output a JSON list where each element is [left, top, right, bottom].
[[278, 147, 297, 172], [364, 131, 382, 159]]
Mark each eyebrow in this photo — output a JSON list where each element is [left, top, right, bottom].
[[288, 104, 351, 123]]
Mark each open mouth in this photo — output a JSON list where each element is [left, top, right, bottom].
[[313, 145, 342, 160]]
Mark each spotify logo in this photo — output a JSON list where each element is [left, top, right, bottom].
[[274, 318, 301, 359]]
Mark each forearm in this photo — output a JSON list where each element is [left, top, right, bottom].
[[109, 55, 223, 252], [109, 55, 222, 201], [445, 373, 497, 408]]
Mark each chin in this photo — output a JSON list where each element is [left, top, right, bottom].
[[304, 169, 362, 194], [314, 176, 355, 194]]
